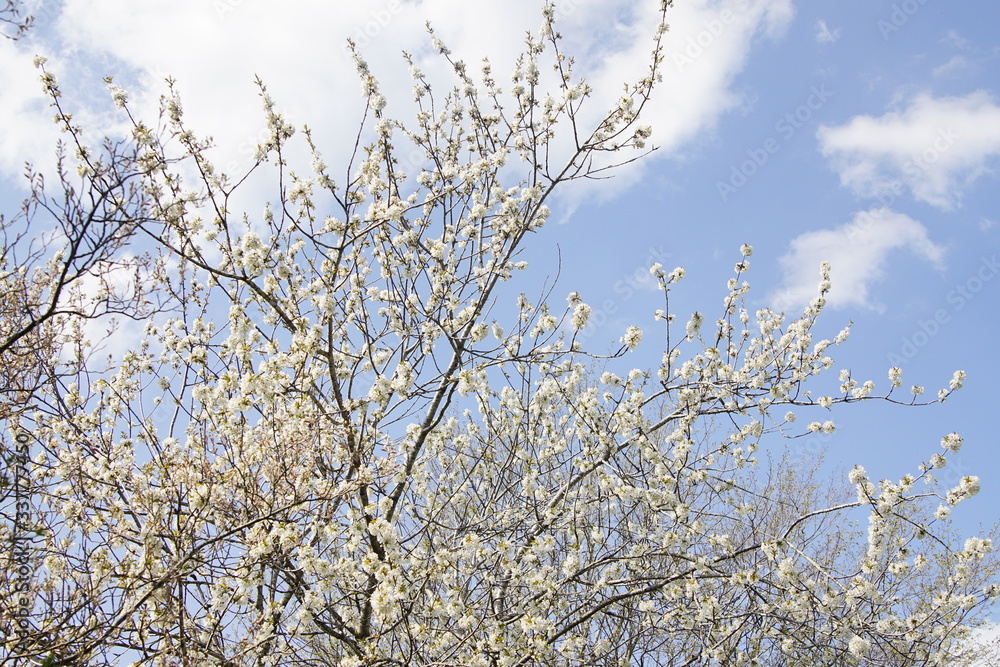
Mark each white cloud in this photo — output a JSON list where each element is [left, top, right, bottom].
[[555, 0, 795, 210], [624, 0, 794, 154], [818, 91, 1000, 210], [771, 207, 945, 311], [942, 29, 969, 50], [43, 254, 155, 364], [0, 0, 793, 215], [933, 55, 971, 78], [0, 40, 63, 177], [815, 20, 840, 44]]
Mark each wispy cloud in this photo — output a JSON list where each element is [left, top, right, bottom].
[[818, 91, 1000, 210], [933, 55, 971, 78], [771, 208, 945, 311]]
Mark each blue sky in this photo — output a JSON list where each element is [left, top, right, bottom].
[[2, 0, 999, 623]]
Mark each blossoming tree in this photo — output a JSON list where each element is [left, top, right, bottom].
[[2, 2, 997, 665]]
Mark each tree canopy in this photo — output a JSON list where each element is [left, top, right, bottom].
[[1, 2, 997, 665]]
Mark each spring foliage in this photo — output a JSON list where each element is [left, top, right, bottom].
[[2, 2, 997, 665]]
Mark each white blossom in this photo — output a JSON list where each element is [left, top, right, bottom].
[[941, 432, 963, 452], [848, 635, 870, 658], [571, 302, 591, 331], [621, 325, 642, 349], [950, 370, 966, 390]]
